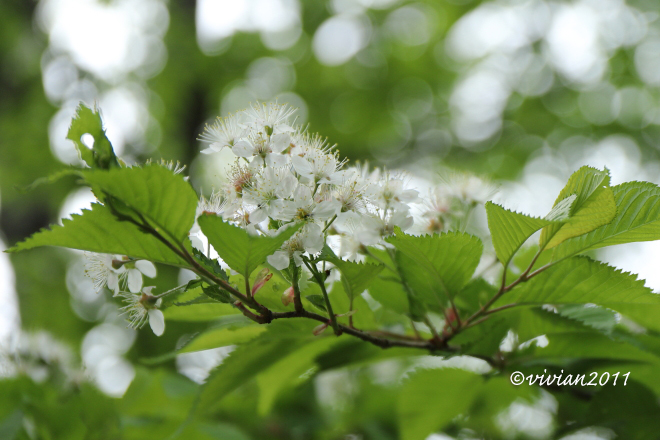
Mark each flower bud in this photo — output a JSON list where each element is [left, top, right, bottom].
[[281, 286, 295, 306], [313, 322, 329, 336], [251, 268, 273, 296]]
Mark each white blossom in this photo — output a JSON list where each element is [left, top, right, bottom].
[[267, 223, 324, 270], [199, 113, 245, 154], [243, 102, 296, 135], [243, 167, 297, 223], [125, 260, 157, 293], [276, 184, 339, 223], [232, 132, 290, 168], [84, 252, 125, 295], [118, 286, 165, 336]]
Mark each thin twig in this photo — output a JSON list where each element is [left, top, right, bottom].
[[303, 257, 341, 335]]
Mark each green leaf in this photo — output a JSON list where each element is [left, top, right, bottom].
[[368, 274, 409, 315], [329, 258, 383, 301], [328, 281, 377, 330], [180, 325, 267, 354], [451, 315, 510, 356], [398, 368, 482, 440], [84, 164, 198, 242], [553, 181, 660, 260], [198, 216, 301, 277], [387, 230, 483, 298], [7, 203, 187, 266], [497, 257, 660, 331], [529, 332, 660, 364], [485, 201, 565, 267], [556, 304, 617, 333], [540, 166, 616, 249], [163, 285, 238, 321], [395, 251, 442, 315], [305, 294, 327, 312], [193, 248, 229, 282], [198, 320, 318, 413], [202, 285, 233, 303], [67, 103, 119, 169], [256, 336, 340, 415]]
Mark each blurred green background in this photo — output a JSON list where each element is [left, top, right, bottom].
[[2, 0, 660, 438]]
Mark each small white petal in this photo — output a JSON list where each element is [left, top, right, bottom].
[[291, 156, 314, 178], [267, 251, 290, 270], [313, 200, 340, 220], [266, 153, 288, 167], [127, 269, 143, 293], [135, 260, 157, 278], [250, 207, 268, 224], [232, 140, 254, 157], [270, 133, 291, 152], [148, 309, 165, 336], [107, 272, 120, 294]]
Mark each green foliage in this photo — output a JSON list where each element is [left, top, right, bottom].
[[486, 201, 563, 267], [7, 203, 187, 266], [198, 216, 301, 277], [387, 230, 483, 298], [199, 320, 320, 413], [498, 256, 660, 331], [163, 285, 238, 321], [180, 323, 267, 353], [66, 103, 119, 170], [552, 181, 660, 260], [84, 164, 198, 242], [540, 166, 617, 249], [398, 368, 482, 440], [329, 258, 384, 301]]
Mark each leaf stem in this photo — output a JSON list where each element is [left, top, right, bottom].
[[303, 257, 341, 335], [291, 264, 305, 314], [322, 214, 337, 233]]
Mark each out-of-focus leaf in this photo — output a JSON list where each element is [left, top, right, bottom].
[[398, 368, 482, 440], [256, 336, 340, 415], [198, 320, 319, 413]]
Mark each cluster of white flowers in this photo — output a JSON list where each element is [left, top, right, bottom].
[[80, 102, 494, 336], [194, 102, 423, 267]]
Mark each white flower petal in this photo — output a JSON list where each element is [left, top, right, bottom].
[[107, 272, 120, 294], [313, 200, 340, 220], [148, 309, 165, 336], [135, 260, 157, 278], [291, 156, 314, 178], [266, 153, 288, 167], [250, 207, 268, 224], [270, 133, 291, 152], [267, 251, 290, 270], [127, 269, 143, 293], [232, 140, 254, 157]]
